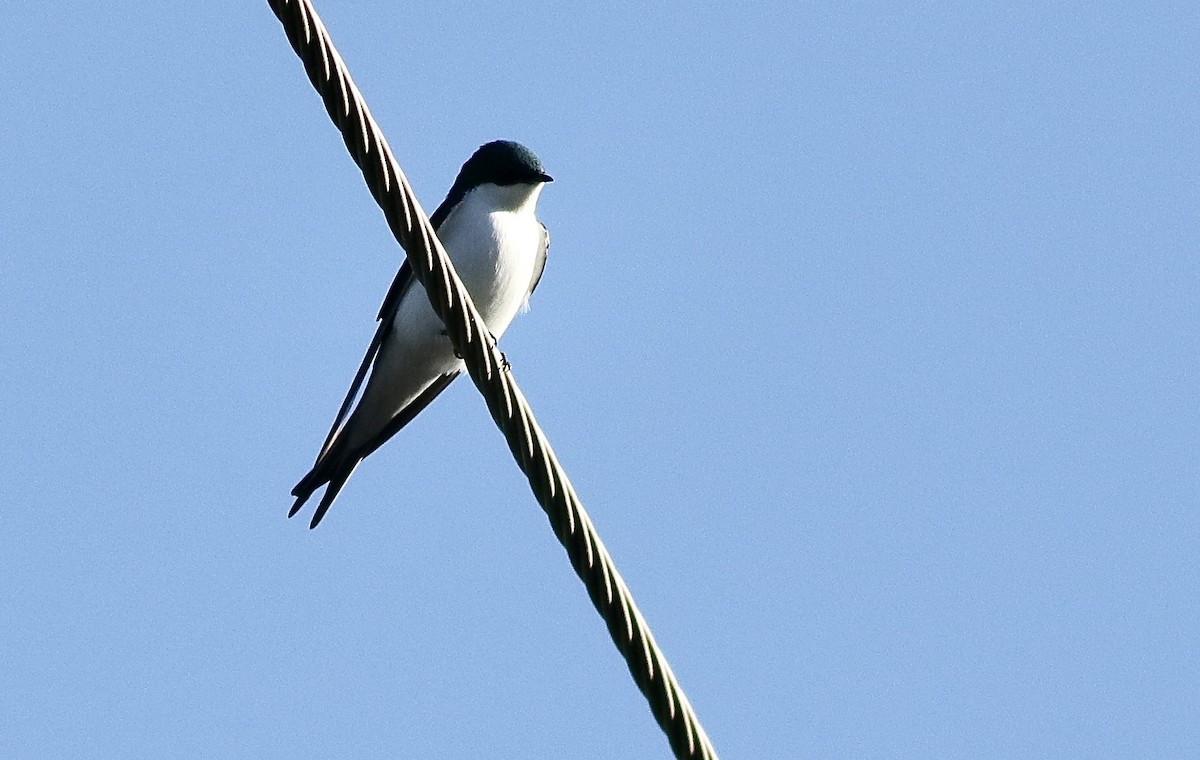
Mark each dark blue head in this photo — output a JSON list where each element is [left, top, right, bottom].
[[452, 140, 553, 191], [429, 141, 553, 229]]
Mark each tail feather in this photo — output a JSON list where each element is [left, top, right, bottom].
[[289, 465, 327, 517], [288, 440, 360, 528], [288, 490, 313, 519], [308, 468, 356, 529], [288, 371, 460, 528]]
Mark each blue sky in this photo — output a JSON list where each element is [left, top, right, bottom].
[[2, 2, 1197, 758]]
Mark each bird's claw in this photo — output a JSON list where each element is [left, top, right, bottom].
[[442, 329, 465, 360], [488, 332, 510, 371], [441, 329, 506, 369]]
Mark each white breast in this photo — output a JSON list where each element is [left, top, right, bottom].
[[436, 182, 546, 337]]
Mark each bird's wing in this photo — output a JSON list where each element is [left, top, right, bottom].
[[429, 184, 462, 230], [314, 260, 414, 461], [528, 222, 550, 298], [353, 369, 461, 462], [313, 190, 464, 461], [303, 368, 460, 529]]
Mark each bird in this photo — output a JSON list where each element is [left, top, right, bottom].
[[290, 140, 553, 528]]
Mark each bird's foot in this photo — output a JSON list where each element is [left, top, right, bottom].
[[488, 332, 510, 371], [440, 329, 508, 369], [441, 329, 465, 360]]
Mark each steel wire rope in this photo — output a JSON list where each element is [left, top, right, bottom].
[[266, 2, 718, 757]]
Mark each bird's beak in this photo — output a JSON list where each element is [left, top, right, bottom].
[[537, 172, 554, 183]]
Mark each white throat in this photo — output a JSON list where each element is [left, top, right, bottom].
[[465, 181, 545, 216]]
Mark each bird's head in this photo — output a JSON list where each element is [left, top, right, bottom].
[[454, 140, 553, 191]]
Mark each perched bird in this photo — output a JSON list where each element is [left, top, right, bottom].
[[290, 140, 553, 528]]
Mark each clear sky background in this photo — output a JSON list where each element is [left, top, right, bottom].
[[2, 2, 1197, 758]]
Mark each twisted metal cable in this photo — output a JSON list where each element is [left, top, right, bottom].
[[266, 2, 718, 757]]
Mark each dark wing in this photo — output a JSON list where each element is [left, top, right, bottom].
[[304, 370, 458, 529], [429, 184, 464, 230], [312, 197, 459, 460], [528, 223, 550, 297], [354, 370, 460, 462], [313, 261, 414, 460], [292, 364, 461, 529], [293, 192, 468, 527]]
